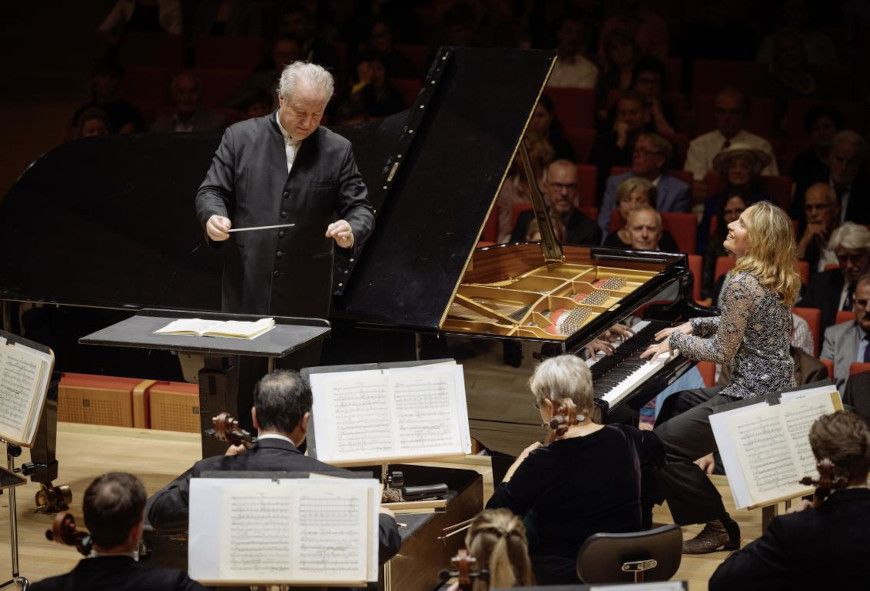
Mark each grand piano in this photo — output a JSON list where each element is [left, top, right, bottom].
[[0, 47, 701, 460]]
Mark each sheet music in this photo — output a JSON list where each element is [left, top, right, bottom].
[[782, 393, 837, 477], [0, 336, 53, 445], [295, 489, 367, 581], [730, 405, 800, 501], [389, 364, 463, 454], [219, 486, 294, 579]]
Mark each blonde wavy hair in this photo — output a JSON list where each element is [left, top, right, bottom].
[[465, 509, 535, 590], [732, 201, 801, 306]]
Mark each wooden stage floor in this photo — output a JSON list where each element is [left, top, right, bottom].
[[0, 422, 764, 590]]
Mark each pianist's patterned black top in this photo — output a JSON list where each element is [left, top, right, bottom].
[[669, 271, 795, 399]]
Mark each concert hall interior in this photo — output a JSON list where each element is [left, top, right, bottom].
[[1, 2, 869, 591]]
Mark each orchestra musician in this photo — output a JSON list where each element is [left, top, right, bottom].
[[641, 201, 801, 553], [32, 472, 207, 591], [485, 355, 663, 584], [709, 411, 870, 590], [146, 370, 401, 564]]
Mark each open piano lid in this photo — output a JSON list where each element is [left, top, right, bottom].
[[337, 47, 556, 331]]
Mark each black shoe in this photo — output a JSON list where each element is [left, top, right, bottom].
[[682, 516, 741, 554]]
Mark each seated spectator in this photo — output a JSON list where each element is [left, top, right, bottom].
[[444, 509, 534, 590], [684, 87, 778, 182], [821, 272, 870, 390], [31, 472, 206, 591], [496, 136, 555, 243], [800, 222, 870, 334], [74, 107, 111, 139], [697, 143, 771, 254], [147, 370, 402, 562], [828, 130, 869, 225], [595, 29, 639, 126], [766, 29, 823, 122], [510, 159, 601, 246], [360, 18, 416, 79], [709, 411, 870, 591], [526, 95, 575, 161], [192, 0, 262, 37], [602, 178, 678, 251], [790, 104, 844, 217], [226, 35, 304, 111], [72, 59, 143, 135], [842, 371, 870, 419], [350, 54, 405, 118], [797, 183, 841, 273], [756, 0, 839, 67], [238, 87, 273, 120], [277, 4, 338, 74], [701, 192, 755, 298], [98, 0, 182, 44], [487, 354, 662, 584], [525, 212, 565, 243], [547, 12, 597, 89], [590, 92, 649, 196], [598, 132, 690, 233], [624, 205, 676, 252], [631, 57, 677, 139], [597, 0, 669, 61], [150, 72, 225, 133]]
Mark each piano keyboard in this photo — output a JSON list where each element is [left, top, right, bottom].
[[590, 320, 678, 409]]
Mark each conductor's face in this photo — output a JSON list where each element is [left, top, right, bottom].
[[278, 84, 329, 141]]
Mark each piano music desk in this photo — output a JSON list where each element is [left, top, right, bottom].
[[1, 423, 762, 591]]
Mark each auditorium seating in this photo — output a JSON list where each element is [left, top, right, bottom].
[[793, 306, 822, 356], [692, 94, 777, 138], [703, 171, 795, 211], [691, 60, 768, 98], [835, 310, 853, 326], [609, 166, 694, 187], [661, 212, 697, 254], [563, 127, 596, 163], [577, 164, 597, 207], [850, 362, 870, 376], [193, 36, 265, 70], [392, 78, 423, 107], [119, 32, 185, 70], [395, 44, 430, 78], [688, 254, 703, 302], [545, 87, 595, 128], [191, 68, 251, 108], [714, 256, 810, 285]]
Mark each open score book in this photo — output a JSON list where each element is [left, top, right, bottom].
[[308, 361, 472, 465], [710, 385, 843, 510], [154, 317, 275, 339], [0, 332, 54, 447]]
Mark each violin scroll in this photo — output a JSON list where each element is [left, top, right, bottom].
[[45, 511, 93, 556], [547, 399, 581, 439], [799, 458, 848, 508], [205, 412, 254, 448]]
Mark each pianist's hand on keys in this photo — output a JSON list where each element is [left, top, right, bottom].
[[639, 321, 692, 360]]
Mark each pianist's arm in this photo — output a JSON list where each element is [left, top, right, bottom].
[[195, 127, 237, 239]]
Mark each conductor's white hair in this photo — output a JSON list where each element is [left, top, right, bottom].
[[828, 222, 870, 252], [278, 61, 334, 101], [529, 355, 594, 413]]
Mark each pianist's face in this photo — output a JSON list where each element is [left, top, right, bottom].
[[278, 84, 329, 141], [724, 211, 751, 257]]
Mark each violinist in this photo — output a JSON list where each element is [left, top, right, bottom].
[[32, 472, 207, 591], [485, 355, 663, 584], [147, 370, 401, 564], [709, 411, 870, 591]]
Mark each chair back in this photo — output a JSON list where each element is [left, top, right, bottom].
[[576, 524, 682, 584], [792, 306, 822, 356], [835, 310, 853, 326]]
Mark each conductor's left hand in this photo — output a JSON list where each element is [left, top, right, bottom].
[[326, 219, 354, 249]]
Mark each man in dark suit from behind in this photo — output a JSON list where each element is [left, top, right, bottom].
[[147, 370, 401, 563], [709, 411, 870, 591], [32, 472, 206, 591]]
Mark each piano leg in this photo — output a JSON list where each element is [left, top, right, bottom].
[[23, 373, 72, 513]]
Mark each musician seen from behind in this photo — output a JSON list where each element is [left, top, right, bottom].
[[146, 370, 401, 564], [641, 201, 801, 553], [196, 60, 374, 320], [32, 472, 207, 591], [485, 354, 663, 584], [710, 411, 870, 591], [441, 509, 535, 590]]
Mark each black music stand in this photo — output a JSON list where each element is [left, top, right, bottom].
[[80, 309, 330, 457]]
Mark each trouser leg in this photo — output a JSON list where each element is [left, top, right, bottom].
[[653, 390, 733, 525]]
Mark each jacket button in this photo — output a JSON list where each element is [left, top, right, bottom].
[[276, 251, 283, 258], [280, 210, 287, 218], [273, 270, 279, 277], [278, 231, 285, 238], [282, 190, 289, 199]]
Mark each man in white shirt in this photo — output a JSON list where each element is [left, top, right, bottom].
[[684, 87, 778, 181], [547, 14, 598, 89]]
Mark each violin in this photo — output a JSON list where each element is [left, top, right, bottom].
[[438, 548, 488, 591], [547, 399, 581, 440], [799, 458, 848, 509], [45, 511, 92, 556], [204, 412, 255, 448]]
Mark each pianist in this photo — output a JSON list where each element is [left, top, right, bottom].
[[486, 355, 662, 584], [641, 201, 800, 553]]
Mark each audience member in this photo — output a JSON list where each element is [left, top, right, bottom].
[[624, 205, 675, 252], [350, 54, 405, 118], [72, 59, 143, 135], [360, 18, 416, 79], [800, 223, 870, 334], [147, 370, 402, 563], [765, 29, 823, 121], [226, 35, 304, 111], [697, 143, 770, 254], [510, 160, 601, 246], [602, 178, 678, 251], [31, 472, 206, 591], [547, 13, 597, 89], [526, 95, 575, 161], [74, 107, 111, 139], [150, 72, 225, 133], [842, 371, 870, 419], [590, 92, 648, 195], [796, 183, 840, 273], [99, 0, 182, 44], [192, 0, 262, 37], [496, 137, 555, 243], [487, 355, 662, 584], [595, 29, 639, 125], [709, 411, 870, 591], [789, 104, 844, 216], [277, 4, 339, 74], [597, 0, 669, 61], [684, 87, 778, 181], [238, 87, 273, 120], [701, 192, 754, 298], [756, 0, 839, 67], [828, 130, 869, 225], [525, 212, 565, 244], [598, 132, 690, 233], [821, 273, 870, 390]]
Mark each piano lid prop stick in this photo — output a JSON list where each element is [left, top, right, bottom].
[[227, 223, 295, 233]]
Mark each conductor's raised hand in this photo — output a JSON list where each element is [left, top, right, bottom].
[[326, 219, 354, 249], [206, 215, 232, 241], [652, 321, 692, 343]]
